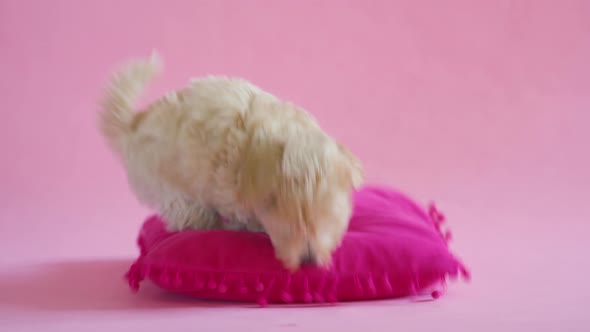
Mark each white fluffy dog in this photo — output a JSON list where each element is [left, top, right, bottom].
[[99, 53, 363, 270]]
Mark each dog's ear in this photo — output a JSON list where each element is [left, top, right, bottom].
[[280, 135, 325, 208], [238, 130, 285, 207], [337, 143, 364, 189]]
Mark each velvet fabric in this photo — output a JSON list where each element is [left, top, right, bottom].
[[126, 186, 468, 305]]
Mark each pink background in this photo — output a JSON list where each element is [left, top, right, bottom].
[[1, 0, 589, 331]]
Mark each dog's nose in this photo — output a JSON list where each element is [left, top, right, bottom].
[[300, 254, 317, 266]]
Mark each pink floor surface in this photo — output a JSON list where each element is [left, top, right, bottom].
[[1, 1, 589, 331]]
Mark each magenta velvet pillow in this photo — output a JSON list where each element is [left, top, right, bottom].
[[126, 186, 469, 305]]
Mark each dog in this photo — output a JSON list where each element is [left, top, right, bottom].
[[99, 53, 363, 270]]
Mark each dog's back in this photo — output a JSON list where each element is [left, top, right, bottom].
[[99, 56, 264, 217]]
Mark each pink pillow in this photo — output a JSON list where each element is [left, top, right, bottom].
[[126, 186, 469, 305]]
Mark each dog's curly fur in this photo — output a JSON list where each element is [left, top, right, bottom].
[[99, 53, 363, 270]]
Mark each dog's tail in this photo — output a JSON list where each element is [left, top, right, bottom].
[[99, 52, 161, 156]]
